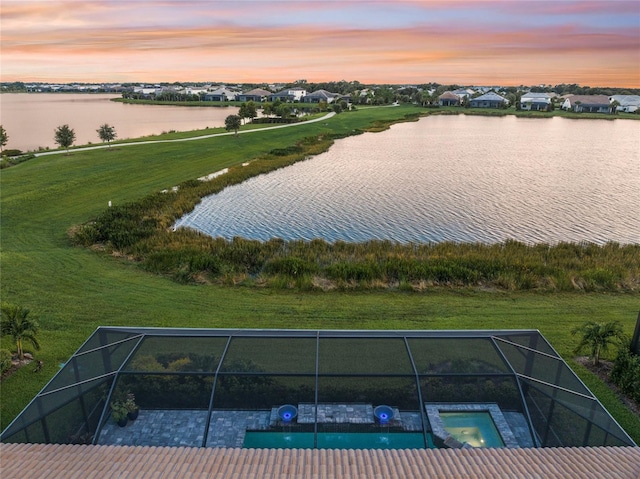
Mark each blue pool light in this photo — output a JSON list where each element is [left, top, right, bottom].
[[278, 404, 298, 423], [374, 405, 394, 425]]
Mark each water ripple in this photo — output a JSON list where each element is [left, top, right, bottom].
[[176, 115, 640, 245]]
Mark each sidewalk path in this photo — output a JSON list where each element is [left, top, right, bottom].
[[32, 112, 336, 157]]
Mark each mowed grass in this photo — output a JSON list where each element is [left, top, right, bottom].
[[1, 104, 639, 442]]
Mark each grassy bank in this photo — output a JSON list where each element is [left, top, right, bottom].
[[1, 104, 639, 441]]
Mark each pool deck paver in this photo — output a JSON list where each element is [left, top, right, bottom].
[[99, 410, 209, 447], [98, 403, 535, 449], [99, 409, 272, 448]]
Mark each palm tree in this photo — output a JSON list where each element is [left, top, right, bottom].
[[573, 100, 582, 113], [572, 320, 625, 366], [1, 303, 40, 360], [610, 100, 620, 115]]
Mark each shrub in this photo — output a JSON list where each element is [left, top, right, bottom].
[[142, 250, 180, 274], [69, 223, 100, 246], [269, 145, 304, 156], [0, 349, 12, 374], [611, 347, 640, 404], [0, 153, 36, 169], [2, 149, 23, 157], [263, 257, 318, 278], [581, 268, 621, 291], [188, 252, 221, 274], [325, 261, 380, 282]]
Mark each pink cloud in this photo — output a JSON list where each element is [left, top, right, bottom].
[[497, 0, 640, 15]]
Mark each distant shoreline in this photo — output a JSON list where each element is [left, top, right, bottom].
[[111, 97, 640, 121]]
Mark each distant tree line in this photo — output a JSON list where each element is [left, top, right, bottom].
[[529, 84, 640, 96]]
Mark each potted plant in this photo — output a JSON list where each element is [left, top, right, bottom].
[[110, 400, 129, 427], [125, 392, 139, 421]]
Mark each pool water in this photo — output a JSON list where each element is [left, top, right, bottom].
[[439, 412, 505, 448], [243, 432, 430, 449]]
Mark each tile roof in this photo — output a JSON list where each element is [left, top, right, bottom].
[[242, 88, 272, 96], [472, 91, 507, 102], [565, 94, 610, 106], [521, 92, 552, 100], [438, 91, 460, 100], [2, 443, 639, 479], [306, 89, 339, 99], [610, 94, 640, 106]]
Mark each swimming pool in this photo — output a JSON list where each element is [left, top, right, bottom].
[[243, 432, 430, 449], [439, 412, 505, 448]]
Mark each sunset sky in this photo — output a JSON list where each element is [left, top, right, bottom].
[[1, 0, 639, 87]]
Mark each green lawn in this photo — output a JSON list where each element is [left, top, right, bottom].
[[1, 104, 638, 442]]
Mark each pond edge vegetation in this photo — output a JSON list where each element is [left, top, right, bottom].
[[70, 111, 640, 293]]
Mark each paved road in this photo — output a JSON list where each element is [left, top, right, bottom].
[[32, 112, 337, 157]]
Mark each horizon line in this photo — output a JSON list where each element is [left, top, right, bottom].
[[4, 79, 639, 90]]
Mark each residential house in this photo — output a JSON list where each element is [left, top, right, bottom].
[[609, 94, 640, 113], [520, 92, 552, 111], [302, 89, 339, 104], [471, 86, 492, 94], [438, 91, 461, 106], [357, 88, 374, 103], [268, 88, 307, 102], [185, 86, 209, 96], [133, 86, 163, 98], [469, 91, 509, 108], [237, 88, 272, 102], [562, 95, 611, 113], [204, 87, 237, 102], [158, 85, 184, 95], [334, 93, 352, 105], [452, 88, 474, 100]]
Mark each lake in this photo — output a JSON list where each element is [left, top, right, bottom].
[[175, 115, 640, 245], [0, 93, 238, 152]]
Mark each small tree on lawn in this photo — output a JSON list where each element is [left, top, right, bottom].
[[238, 102, 257, 124], [276, 104, 292, 119], [238, 103, 248, 124], [0, 125, 8, 153], [54, 124, 76, 154], [245, 101, 258, 123], [262, 103, 274, 118], [97, 123, 117, 148], [225, 115, 242, 136], [1, 303, 40, 361], [572, 320, 625, 366]]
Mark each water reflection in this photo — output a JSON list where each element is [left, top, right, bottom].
[[0, 93, 238, 151], [176, 115, 640, 244]]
